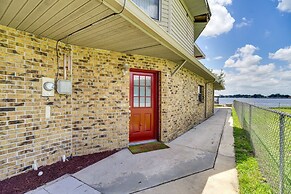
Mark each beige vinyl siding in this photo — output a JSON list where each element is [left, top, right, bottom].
[[169, 0, 194, 55], [156, 0, 170, 32]]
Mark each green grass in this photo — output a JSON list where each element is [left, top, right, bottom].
[[214, 104, 224, 107], [272, 107, 291, 114], [232, 108, 273, 194]]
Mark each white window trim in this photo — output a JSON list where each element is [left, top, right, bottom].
[[132, 0, 162, 21], [156, 0, 162, 21]]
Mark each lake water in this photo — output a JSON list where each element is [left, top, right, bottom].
[[218, 98, 291, 107]]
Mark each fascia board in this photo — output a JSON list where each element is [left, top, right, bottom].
[[101, 0, 216, 81]]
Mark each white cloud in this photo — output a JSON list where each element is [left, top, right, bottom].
[[277, 0, 291, 12], [201, 0, 235, 37], [224, 45, 262, 69], [220, 44, 291, 95], [235, 17, 252, 28], [269, 46, 291, 62], [210, 0, 232, 5], [214, 56, 223, 60]]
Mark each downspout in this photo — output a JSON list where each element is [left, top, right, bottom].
[[205, 83, 207, 119], [212, 88, 214, 114], [205, 81, 213, 118]]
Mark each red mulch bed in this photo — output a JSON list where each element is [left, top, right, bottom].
[[0, 150, 118, 194]]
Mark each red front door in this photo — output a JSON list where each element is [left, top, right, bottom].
[[129, 70, 158, 142]]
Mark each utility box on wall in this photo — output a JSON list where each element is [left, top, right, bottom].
[[42, 77, 55, 97], [57, 80, 72, 95]]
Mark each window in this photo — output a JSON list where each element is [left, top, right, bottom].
[[198, 85, 204, 103], [132, 0, 160, 20], [133, 75, 152, 107]]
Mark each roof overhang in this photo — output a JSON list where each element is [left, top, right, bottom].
[[180, 0, 211, 41], [102, 0, 216, 81], [194, 42, 206, 59], [184, 0, 211, 17], [194, 14, 210, 40], [0, 0, 223, 88]]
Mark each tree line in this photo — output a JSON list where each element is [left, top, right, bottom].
[[219, 94, 291, 98]]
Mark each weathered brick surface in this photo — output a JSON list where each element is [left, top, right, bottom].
[[0, 25, 72, 180], [71, 48, 129, 155], [0, 24, 215, 180], [206, 83, 214, 117]]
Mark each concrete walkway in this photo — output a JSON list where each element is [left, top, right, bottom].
[[27, 108, 238, 194], [138, 108, 238, 194]]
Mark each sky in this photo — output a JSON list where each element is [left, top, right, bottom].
[[196, 0, 291, 95]]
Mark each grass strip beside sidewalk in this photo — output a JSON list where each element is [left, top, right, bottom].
[[272, 107, 291, 114], [232, 108, 273, 194]]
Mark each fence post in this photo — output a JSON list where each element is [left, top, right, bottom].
[[249, 104, 252, 131], [279, 114, 285, 194], [242, 103, 244, 128]]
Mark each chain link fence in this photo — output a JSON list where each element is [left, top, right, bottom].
[[233, 100, 291, 194]]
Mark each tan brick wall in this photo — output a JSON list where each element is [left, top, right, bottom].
[[71, 47, 129, 156], [206, 83, 214, 118], [0, 25, 215, 180], [0, 25, 72, 180]]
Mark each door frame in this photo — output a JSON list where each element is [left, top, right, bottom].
[[129, 68, 160, 142]]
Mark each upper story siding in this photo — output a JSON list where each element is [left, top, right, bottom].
[[169, 0, 194, 56], [157, 0, 170, 32], [155, 0, 195, 56], [132, 0, 197, 56]]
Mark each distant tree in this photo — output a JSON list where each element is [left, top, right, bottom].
[[268, 94, 290, 98], [217, 69, 225, 85], [252, 94, 266, 98], [220, 93, 290, 98]]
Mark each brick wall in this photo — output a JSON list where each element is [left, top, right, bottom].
[[0, 25, 214, 180], [71, 47, 129, 156], [206, 83, 214, 118], [0, 25, 72, 180]]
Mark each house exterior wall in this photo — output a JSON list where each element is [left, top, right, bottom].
[[206, 83, 214, 117], [0, 25, 214, 180], [169, 0, 195, 55], [0, 26, 72, 180], [157, 0, 170, 32], [134, 0, 195, 56]]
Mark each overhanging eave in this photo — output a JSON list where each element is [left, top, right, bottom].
[[184, 0, 211, 17], [102, 0, 216, 81], [0, 0, 217, 82]]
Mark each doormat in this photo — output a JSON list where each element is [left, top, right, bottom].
[[128, 142, 169, 154]]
